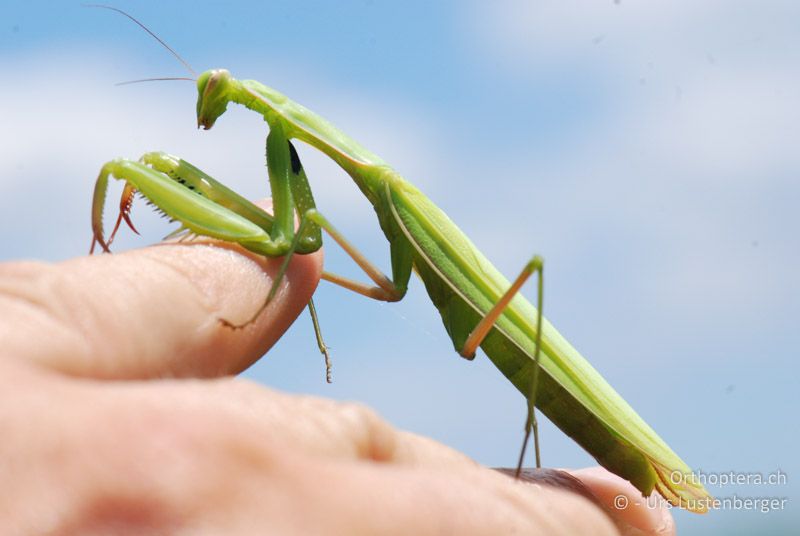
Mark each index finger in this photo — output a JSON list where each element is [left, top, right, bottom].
[[0, 240, 322, 380]]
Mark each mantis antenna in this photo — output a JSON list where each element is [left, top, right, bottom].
[[84, 4, 197, 77], [115, 77, 196, 86]]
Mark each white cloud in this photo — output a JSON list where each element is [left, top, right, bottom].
[[467, 0, 800, 72], [458, 0, 800, 323]]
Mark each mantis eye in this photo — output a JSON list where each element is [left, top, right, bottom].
[[196, 70, 231, 129]]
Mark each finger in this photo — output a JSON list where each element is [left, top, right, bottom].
[[170, 381, 477, 468], [0, 236, 322, 380], [213, 386, 617, 534], [7, 373, 617, 535], [271, 451, 620, 536], [148, 381, 621, 534]]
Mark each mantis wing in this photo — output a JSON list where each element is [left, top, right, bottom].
[[385, 179, 711, 512]]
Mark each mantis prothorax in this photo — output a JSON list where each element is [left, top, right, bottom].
[[88, 10, 712, 513]]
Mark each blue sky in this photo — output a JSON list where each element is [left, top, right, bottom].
[[2, 1, 797, 533]]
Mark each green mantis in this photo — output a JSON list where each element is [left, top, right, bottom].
[[88, 14, 712, 513]]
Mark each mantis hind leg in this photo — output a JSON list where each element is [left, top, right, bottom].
[[459, 256, 544, 474]]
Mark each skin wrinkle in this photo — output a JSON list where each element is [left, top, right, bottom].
[[67, 257, 183, 378], [60, 259, 159, 377], [0, 276, 59, 318], [136, 247, 215, 312], [133, 241, 270, 322], [0, 287, 76, 345], [0, 264, 97, 373], [4, 258, 144, 377], [240, 391, 388, 462], [127, 248, 224, 377], [192, 383, 396, 468], [17, 258, 143, 377]]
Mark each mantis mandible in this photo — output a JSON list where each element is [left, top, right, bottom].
[[88, 8, 712, 513]]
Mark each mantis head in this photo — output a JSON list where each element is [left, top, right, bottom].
[[196, 69, 233, 130]]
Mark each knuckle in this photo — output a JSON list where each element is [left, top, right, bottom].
[[333, 400, 397, 462]]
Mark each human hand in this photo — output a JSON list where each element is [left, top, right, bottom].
[[0, 239, 674, 535]]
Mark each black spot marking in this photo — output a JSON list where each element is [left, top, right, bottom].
[[169, 174, 202, 196], [288, 141, 302, 175]]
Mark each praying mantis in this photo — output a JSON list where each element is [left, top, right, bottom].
[[88, 8, 712, 513]]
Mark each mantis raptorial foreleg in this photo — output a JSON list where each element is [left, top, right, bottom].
[[89, 150, 333, 380], [103, 182, 139, 251]]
